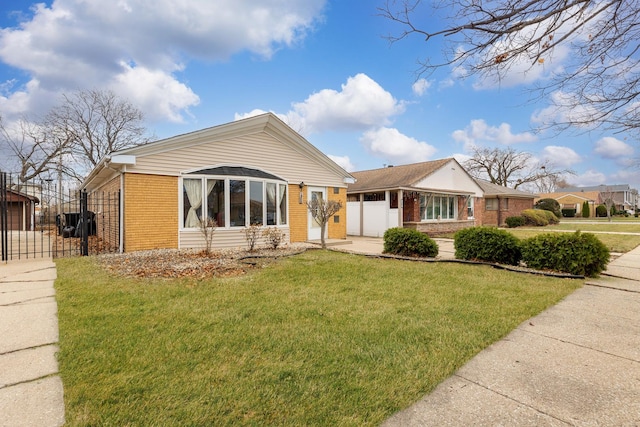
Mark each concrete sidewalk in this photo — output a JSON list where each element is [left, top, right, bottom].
[[0, 258, 64, 427], [380, 245, 640, 426]]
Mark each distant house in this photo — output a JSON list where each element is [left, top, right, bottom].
[[538, 184, 638, 215], [2, 188, 39, 231], [474, 179, 537, 226], [82, 113, 354, 252]]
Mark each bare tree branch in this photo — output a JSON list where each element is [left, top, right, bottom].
[[463, 145, 574, 190], [380, 0, 640, 134]]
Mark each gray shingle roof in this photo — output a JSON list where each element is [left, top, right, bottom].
[[474, 179, 536, 198]]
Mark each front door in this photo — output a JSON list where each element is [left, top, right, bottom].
[[307, 187, 326, 241]]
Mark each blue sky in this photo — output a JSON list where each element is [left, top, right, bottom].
[[0, 0, 638, 189]]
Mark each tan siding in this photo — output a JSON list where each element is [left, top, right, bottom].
[[126, 134, 347, 187], [124, 174, 179, 251], [180, 228, 290, 250]]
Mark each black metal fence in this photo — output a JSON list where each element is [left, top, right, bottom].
[[0, 171, 120, 262]]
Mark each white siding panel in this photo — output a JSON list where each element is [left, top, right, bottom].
[[388, 208, 399, 229], [347, 202, 361, 235], [415, 160, 483, 197], [128, 134, 346, 187], [180, 228, 291, 250], [362, 201, 388, 237]]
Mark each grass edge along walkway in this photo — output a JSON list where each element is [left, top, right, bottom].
[[55, 250, 580, 426]]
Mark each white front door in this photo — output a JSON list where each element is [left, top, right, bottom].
[[307, 187, 326, 241]]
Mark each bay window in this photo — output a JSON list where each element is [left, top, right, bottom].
[[182, 174, 288, 229]]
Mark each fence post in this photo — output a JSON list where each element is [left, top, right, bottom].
[[80, 190, 89, 256], [1, 172, 7, 261]]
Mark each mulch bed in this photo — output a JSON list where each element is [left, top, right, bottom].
[[97, 244, 314, 279]]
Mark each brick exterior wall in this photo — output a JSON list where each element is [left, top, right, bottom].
[[288, 183, 308, 243], [327, 187, 347, 239], [476, 197, 533, 226], [123, 174, 179, 251]]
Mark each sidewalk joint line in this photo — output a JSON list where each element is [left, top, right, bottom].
[[0, 373, 59, 391], [0, 342, 58, 357], [520, 329, 640, 364], [585, 281, 640, 294], [0, 295, 56, 307], [453, 374, 573, 425]]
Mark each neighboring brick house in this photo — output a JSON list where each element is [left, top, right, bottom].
[[82, 113, 354, 252], [474, 179, 536, 226], [346, 159, 536, 237], [346, 159, 483, 237]]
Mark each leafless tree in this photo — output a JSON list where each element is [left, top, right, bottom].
[[599, 186, 615, 221], [379, 0, 640, 134], [463, 146, 573, 190], [307, 198, 342, 249], [0, 115, 72, 183], [1, 89, 149, 183], [52, 89, 150, 172]]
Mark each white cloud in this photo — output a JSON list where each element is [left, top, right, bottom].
[[541, 145, 582, 167], [0, 0, 327, 121], [452, 119, 537, 147], [412, 78, 432, 96], [594, 136, 634, 158], [327, 155, 355, 172], [567, 169, 607, 186], [531, 91, 601, 129], [360, 127, 436, 165], [285, 73, 405, 135]]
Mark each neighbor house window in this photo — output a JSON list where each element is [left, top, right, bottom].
[[467, 197, 474, 218], [181, 170, 288, 229], [419, 194, 457, 220], [486, 199, 498, 211]]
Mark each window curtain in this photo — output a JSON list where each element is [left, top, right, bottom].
[[205, 180, 216, 221], [184, 179, 203, 228], [266, 183, 276, 225], [279, 184, 287, 224]]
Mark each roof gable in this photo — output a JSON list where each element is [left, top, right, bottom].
[[348, 158, 455, 192]]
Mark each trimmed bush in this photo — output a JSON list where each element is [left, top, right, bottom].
[[521, 209, 549, 226], [383, 227, 439, 257], [541, 210, 560, 224], [454, 226, 522, 265], [582, 201, 590, 218], [521, 231, 610, 277], [534, 198, 562, 218], [505, 216, 526, 228], [561, 208, 576, 217], [596, 205, 607, 217]]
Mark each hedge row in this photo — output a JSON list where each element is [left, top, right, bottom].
[[453, 227, 609, 277], [506, 209, 559, 228], [383, 227, 438, 257]]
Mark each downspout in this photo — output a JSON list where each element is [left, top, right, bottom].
[[102, 158, 125, 253], [398, 189, 404, 229]]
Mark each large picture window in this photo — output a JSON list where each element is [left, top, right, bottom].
[[419, 194, 457, 220], [182, 173, 288, 229]]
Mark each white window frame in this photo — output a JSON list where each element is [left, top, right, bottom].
[[180, 176, 288, 230], [419, 193, 458, 221]]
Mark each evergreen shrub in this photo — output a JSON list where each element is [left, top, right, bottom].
[[521, 231, 610, 277], [534, 198, 562, 218], [454, 226, 522, 265], [383, 227, 439, 257], [505, 216, 526, 228], [521, 209, 549, 226]]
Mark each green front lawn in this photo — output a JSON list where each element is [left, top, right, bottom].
[[56, 251, 580, 426]]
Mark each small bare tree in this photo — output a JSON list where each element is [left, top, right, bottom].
[[599, 186, 616, 222], [263, 227, 285, 250], [307, 198, 343, 249], [198, 216, 217, 254], [243, 224, 262, 252]]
